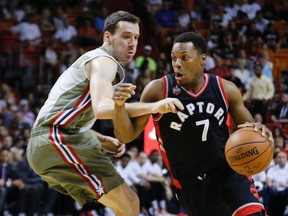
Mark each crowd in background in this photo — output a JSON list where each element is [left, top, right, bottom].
[[0, 0, 288, 215]]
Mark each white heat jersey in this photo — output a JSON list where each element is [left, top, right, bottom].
[[34, 48, 125, 133]]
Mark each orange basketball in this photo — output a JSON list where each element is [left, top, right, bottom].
[[225, 127, 274, 176]]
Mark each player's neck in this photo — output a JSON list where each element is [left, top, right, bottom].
[[100, 44, 114, 58]]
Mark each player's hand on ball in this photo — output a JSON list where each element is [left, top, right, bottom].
[[238, 122, 274, 144], [101, 136, 126, 157], [113, 83, 136, 106], [152, 98, 184, 114]]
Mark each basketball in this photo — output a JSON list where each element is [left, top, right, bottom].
[[225, 127, 274, 176]]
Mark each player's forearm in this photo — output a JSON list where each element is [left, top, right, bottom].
[[96, 101, 158, 120], [125, 102, 159, 117], [90, 129, 107, 143], [95, 100, 115, 119], [113, 104, 137, 143], [113, 103, 150, 143]]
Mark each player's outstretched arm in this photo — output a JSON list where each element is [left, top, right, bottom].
[[113, 79, 184, 143], [96, 82, 183, 119], [223, 79, 273, 143]]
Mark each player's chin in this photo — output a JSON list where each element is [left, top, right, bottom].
[[124, 54, 134, 62], [122, 58, 132, 64]]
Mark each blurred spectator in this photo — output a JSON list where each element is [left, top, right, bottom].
[[58, 53, 72, 74], [21, 128, 31, 144], [234, 34, 255, 57], [133, 151, 152, 214], [236, 11, 250, 35], [217, 33, 235, 59], [38, 183, 59, 216], [265, 151, 288, 216], [252, 170, 267, 203], [13, 1, 33, 23], [176, 6, 191, 29], [60, 42, 82, 68], [258, 52, 273, 82], [254, 10, 270, 33], [243, 63, 275, 122], [275, 136, 286, 154], [58, 42, 83, 76], [189, 4, 202, 21], [155, 52, 171, 79], [10, 13, 41, 45], [42, 38, 58, 67], [78, 18, 100, 47], [166, 20, 185, 50], [136, 150, 169, 216], [270, 92, 288, 124], [146, 0, 163, 15], [0, 83, 17, 109], [148, 150, 169, 215], [1, 1, 15, 22], [245, 21, 263, 46], [28, 84, 47, 115], [272, 125, 287, 151], [94, 6, 108, 33], [208, 19, 223, 52], [204, 50, 216, 72], [224, 0, 240, 19], [39, 7, 56, 33], [253, 113, 263, 123], [13, 155, 44, 216], [54, 17, 77, 44], [208, 55, 230, 78], [10, 137, 26, 157], [52, 5, 67, 30], [261, 2, 277, 21], [212, 5, 233, 28], [225, 20, 240, 47], [127, 146, 140, 167], [135, 45, 157, 80], [234, 58, 251, 91], [0, 127, 9, 143], [236, 49, 254, 71], [0, 147, 15, 215], [41, 38, 59, 85], [240, 0, 261, 20], [281, 27, 288, 48], [123, 60, 138, 85], [2, 135, 13, 149], [262, 23, 281, 51], [225, 65, 245, 93], [279, 1, 288, 22], [9, 148, 23, 166], [115, 152, 141, 190], [78, 18, 97, 37], [7, 111, 31, 135], [154, 0, 178, 28]]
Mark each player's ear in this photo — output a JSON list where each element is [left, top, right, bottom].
[[200, 54, 206, 66], [104, 31, 112, 44]]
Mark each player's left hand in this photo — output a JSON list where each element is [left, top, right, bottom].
[[113, 83, 136, 106], [101, 136, 126, 157], [152, 98, 184, 114], [238, 122, 274, 144]]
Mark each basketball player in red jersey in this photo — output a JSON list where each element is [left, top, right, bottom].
[[113, 32, 274, 216]]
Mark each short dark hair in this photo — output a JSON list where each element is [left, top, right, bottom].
[[0, 147, 9, 154], [173, 32, 207, 54], [121, 152, 131, 159], [104, 10, 140, 34]]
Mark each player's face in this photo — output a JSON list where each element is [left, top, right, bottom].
[[110, 21, 140, 63], [171, 42, 205, 89]]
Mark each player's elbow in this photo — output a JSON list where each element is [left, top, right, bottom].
[[113, 129, 138, 143]]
